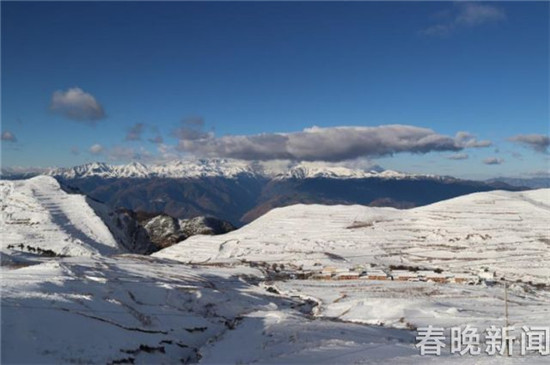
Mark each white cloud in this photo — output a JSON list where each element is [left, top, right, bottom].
[[454, 132, 492, 148], [1, 131, 17, 142], [483, 157, 504, 165], [447, 153, 469, 160], [50, 87, 105, 122], [89, 144, 104, 155], [422, 3, 506, 37]]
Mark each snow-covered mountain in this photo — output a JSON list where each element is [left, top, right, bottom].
[[45, 159, 519, 225], [155, 188, 550, 284], [274, 161, 419, 180], [48, 160, 261, 179], [47, 159, 431, 180], [0, 175, 155, 256]]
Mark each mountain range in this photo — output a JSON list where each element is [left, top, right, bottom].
[[42, 159, 524, 225]]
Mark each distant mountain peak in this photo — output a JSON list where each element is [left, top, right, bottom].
[[46, 159, 437, 181]]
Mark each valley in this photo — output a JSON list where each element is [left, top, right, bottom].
[[1, 175, 548, 363]]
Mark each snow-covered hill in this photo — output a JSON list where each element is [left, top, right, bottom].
[[2, 188, 549, 363], [2, 255, 427, 364], [0, 176, 153, 256], [155, 188, 550, 284]]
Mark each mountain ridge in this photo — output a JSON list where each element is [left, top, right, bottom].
[[46, 159, 429, 180], [40, 159, 524, 226]]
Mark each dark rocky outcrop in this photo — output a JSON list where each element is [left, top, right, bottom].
[[141, 214, 235, 250]]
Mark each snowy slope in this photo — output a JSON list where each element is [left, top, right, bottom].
[[1, 255, 422, 364], [2, 188, 549, 363], [3, 256, 548, 364], [0, 176, 144, 256], [155, 189, 550, 284]]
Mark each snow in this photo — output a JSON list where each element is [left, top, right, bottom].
[[1, 182, 549, 364], [0, 255, 419, 364], [6, 255, 546, 364], [274, 279, 550, 330], [47, 159, 434, 180], [0, 176, 127, 256], [48, 159, 259, 179], [198, 309, 418, 364], [155, 189, 550, 284], [276, 161, 404, 179], [1, 256, 262, 363]]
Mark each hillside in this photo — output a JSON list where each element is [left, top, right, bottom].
[[2, 189, 549, 363], [0, 176, 155, 257], [155, 189, 550, 284]]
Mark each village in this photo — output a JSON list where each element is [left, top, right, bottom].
[[260, 262, 492, 286]]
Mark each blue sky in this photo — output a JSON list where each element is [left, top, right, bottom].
[[1, 1, 548, 179]]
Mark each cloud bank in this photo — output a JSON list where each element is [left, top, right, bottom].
[[174, 124, 491, 162], [508, 134, 549, 153], [50, 87, 105, 122]]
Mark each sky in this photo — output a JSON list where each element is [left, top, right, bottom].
[[1, 1, 549, 179]]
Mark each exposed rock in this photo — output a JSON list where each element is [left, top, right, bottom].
[[93, 206, 158, 255], [179, 216, 235, 237], [143, 215, 186, 249], [142, 214, 235, 249]]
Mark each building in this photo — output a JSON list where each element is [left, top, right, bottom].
[[311, 273, 332, 280], [296, 271, 313, 280], [391, 270, 419, 281], [452, 274, 478, 284], [334, 272, 360, 280], [364, 269, 388, 280], [321, 266, 338, 275]]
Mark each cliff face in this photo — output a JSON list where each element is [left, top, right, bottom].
[[142, 214, 235, 250]]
